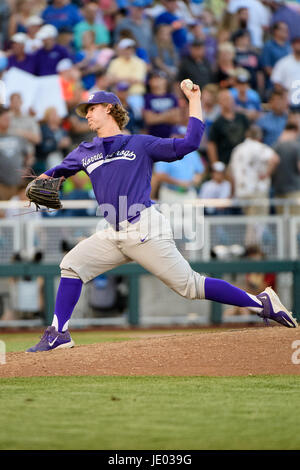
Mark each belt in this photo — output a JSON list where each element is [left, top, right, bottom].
[[115, 213, 141, 231]]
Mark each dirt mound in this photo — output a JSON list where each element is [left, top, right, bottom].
[[1, 327, 300, 377]]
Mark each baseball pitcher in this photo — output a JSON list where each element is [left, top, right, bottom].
[[27, 82, 298, 352]]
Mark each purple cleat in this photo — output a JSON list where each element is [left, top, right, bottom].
[[257, 287, 298, 328], [26, 326, 75, 352]]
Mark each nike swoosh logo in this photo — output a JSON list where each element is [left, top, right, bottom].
[[48, 336, 58, 347], [140, 236, 147, 242]]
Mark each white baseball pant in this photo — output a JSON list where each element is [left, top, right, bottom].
[[60, 206, 206, 300]]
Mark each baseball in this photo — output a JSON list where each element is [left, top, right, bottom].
[[180, 79, 194, 91]]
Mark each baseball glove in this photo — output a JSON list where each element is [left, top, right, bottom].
[[25, 177, 64, 211]]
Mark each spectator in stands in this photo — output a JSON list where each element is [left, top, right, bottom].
[[207, 88, 249, 166], [228, 125, 279, 215], [35, 106, 71, 174], [41, 0, 83, 33], [177, 39, 212, 89], [114, 0, 153, 57], [113, 81, 138, 134], [149, 24, 179, 80], [0, 1, 10, 49], [272, 120, 300, 214], [270, 0, 300, 42], [213, 41, 236, 89], [8, 0, 35, 36], [97, 0, 119, 34], [67, 85, 94, 149], [57, 58, 82, 109], [154, 0, 188, 52], [143, 70, 180, 138], [56, 25, 75, 57], [218, 6, 248, 38], [199, 7, 218, 38], [89, 69, 110, 94], [199, 83, 220, 161], [7, 33, 36, 74], [0, 105, 33, 200], [229, 68, 262, 122], [225, 0, 270, 50], [5, 178, 42, 220], [61, 173, 96, 217], [260, 21, 291, 92], [106, 38, 147, 118], [151, 124, 204, 203], [271, 35, 300, 110], [74, 30, 107, 91], [35, 24, 71, 76], [24, 15, 44, 54], [117, 28, 149, 63], [187, 20, 217, 67], [8, 93, 41, 156], [73, 1, 110, 52], [231, 29, 262, 91], [233, 7, 249, 34], [256, 89, 288, 146], [198, 161, 231, 215]]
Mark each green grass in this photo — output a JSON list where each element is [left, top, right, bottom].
[[0, 376, 300, 450]]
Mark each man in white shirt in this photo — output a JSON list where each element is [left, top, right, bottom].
[[199, 161, 232, 215], [24, 16, 43, 54], [227, 0, 271, 49], [228, 125, 279, 215], [271, 35, 300, 108]]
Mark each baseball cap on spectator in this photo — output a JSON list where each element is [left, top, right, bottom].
[[56, 58, 73, 73], [118, 38, 136, 49], [212, 161, 226, 172], [115, 81, 130, 91], [11, 33, 27, 44], [26, 16, 43, 28], [235, 68, 251, 83], [36, 24, 58, 40], [76, 91, 122, 117]]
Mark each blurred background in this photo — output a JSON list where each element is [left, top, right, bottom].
[[0, 0, 300, 329]]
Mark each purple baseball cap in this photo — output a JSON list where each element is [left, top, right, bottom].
[[75, 91, 122, 118]]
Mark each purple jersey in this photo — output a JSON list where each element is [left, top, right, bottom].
[[8, 54, 36, 75], [34, 44, 70, 76], [144, 93, 179, 138], [45, 117, 205, 225]]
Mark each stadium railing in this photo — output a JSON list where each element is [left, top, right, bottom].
[[0, 198, 300, 327], [0, 259, 299, 326]]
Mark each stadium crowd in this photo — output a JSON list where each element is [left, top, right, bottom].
[[0, 0, 300, 215]]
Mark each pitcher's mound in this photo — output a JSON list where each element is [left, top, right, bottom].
[[1, 327, 300, 377]]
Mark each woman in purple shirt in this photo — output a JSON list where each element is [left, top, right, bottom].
[[26, 83, 298, 351]]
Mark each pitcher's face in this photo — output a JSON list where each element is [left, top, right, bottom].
[[86, 104, 111, 131]]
